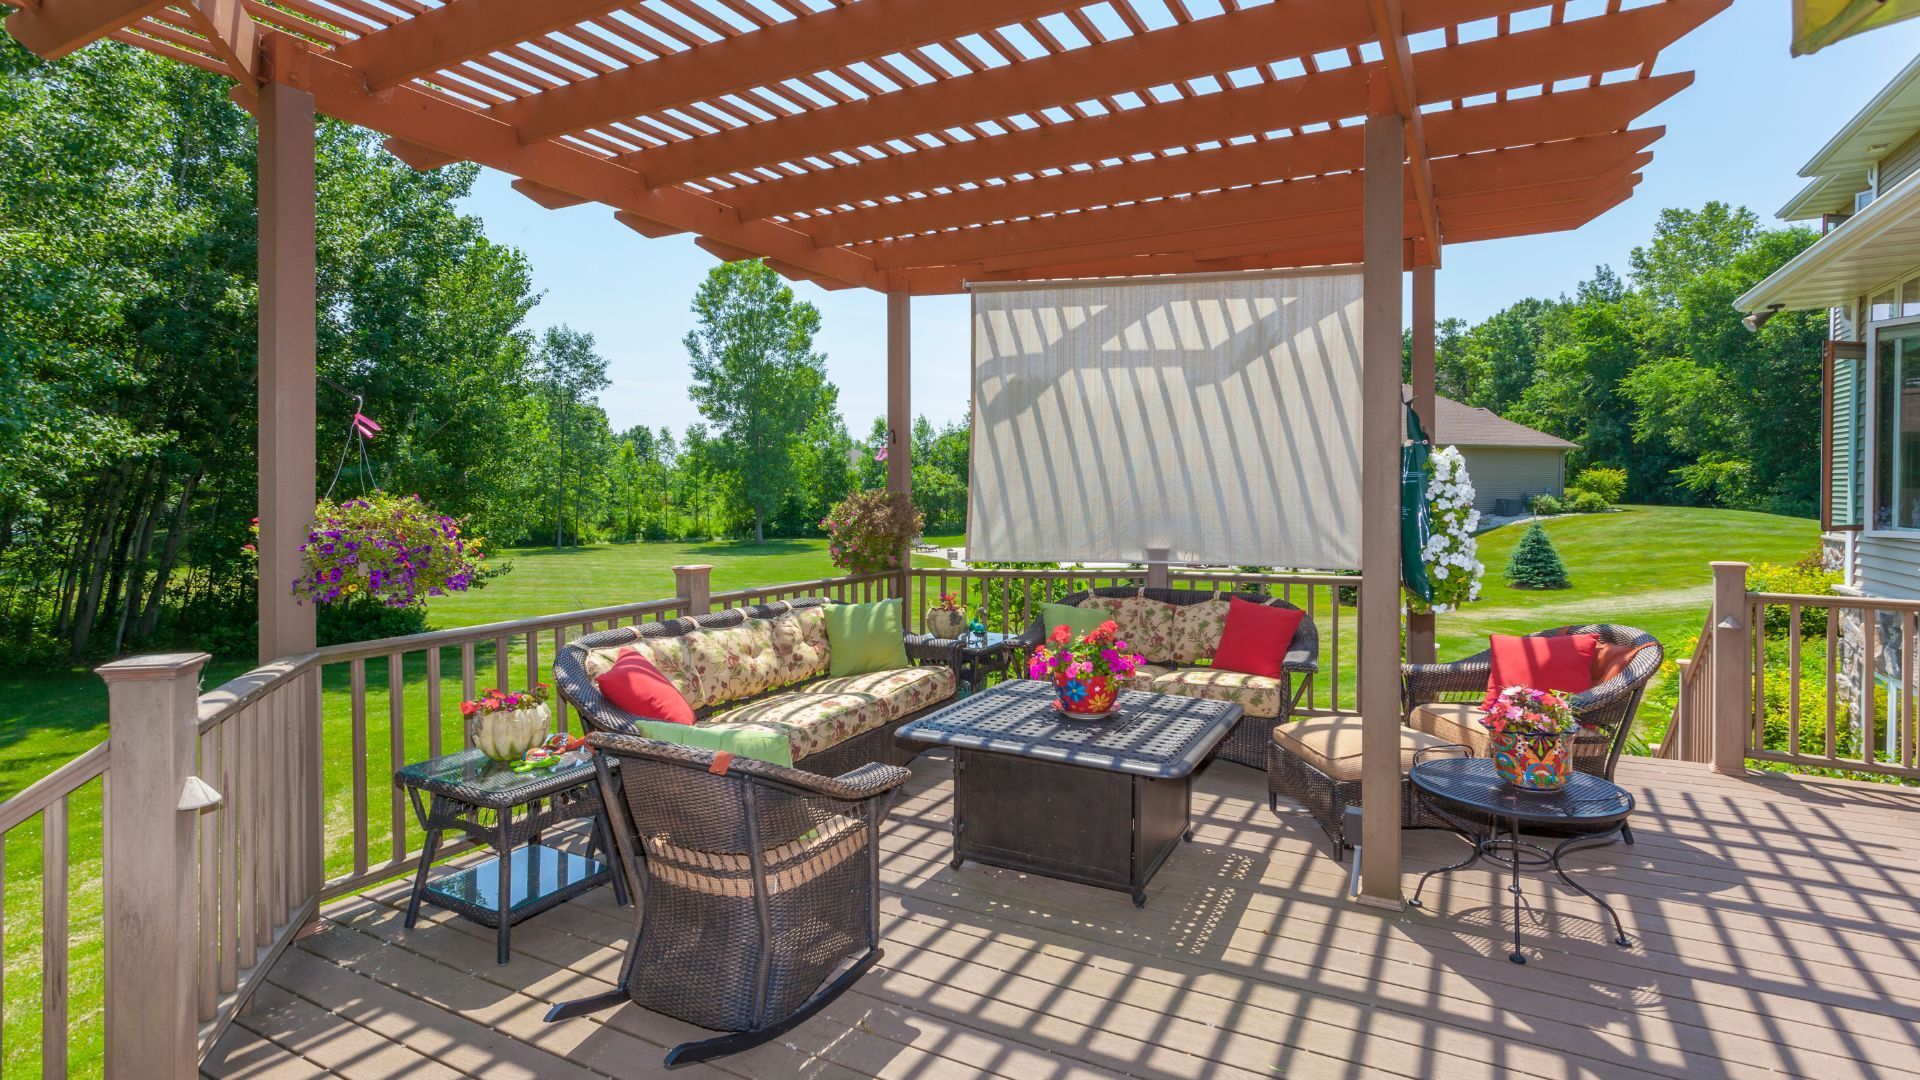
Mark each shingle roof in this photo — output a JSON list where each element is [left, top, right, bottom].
[[1433, 396, 1578, 451]]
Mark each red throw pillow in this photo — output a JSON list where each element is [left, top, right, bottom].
[[1485, 633, 1598, 704], [597, 648, 696, 726], [1592, 641, 1651, 684], [1210, 597, 1305, 679]]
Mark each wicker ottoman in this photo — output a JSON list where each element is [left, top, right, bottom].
[[1266, 713, 1469, 859]]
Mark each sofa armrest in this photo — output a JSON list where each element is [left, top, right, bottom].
[[902, 633, 964, 668]]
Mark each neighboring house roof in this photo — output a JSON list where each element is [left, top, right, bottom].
[[1432, 396, 1577, 451]]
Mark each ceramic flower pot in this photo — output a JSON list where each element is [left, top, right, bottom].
[[1491, 729, 1575, 792], [470, 704, 551, 762], [1054, 673, 1119, 716], [926, 607, 967, 639]]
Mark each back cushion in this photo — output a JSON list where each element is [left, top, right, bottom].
[[684, 619, 782, 705], [769, 606, 831, 685], [1170, 597, 1232, 663], [630, 635, 707, 711], [582, 646, 628, 679], [1115, 596, 1176, 660]]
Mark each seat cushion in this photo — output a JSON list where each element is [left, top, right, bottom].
[[1169, 597, 1231, 664], [1271, 714, 1460, 782], [1118, 662, 1172, 691], [1151, 666, 1287, 718], [706, 665, 956, 762], [1408, 702, 1493, 756]]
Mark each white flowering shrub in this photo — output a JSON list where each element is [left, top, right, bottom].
[[1409, 446, 1484, 615]]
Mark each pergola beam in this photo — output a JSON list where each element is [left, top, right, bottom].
[[797, 85, 1674, 246], [1365, 0, 1441, 266], [626, 0, 1378, 187], [263, 34, 881, 290], [857, 134, 1655, 271], [6, 0, 169, 58], [184, 0, 260, 88], [720, 1, 1715, 220], [330, 0, 637, 92], [499, 0, 1081, 145]]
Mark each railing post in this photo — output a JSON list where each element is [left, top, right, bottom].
[[1711, 562, 1750, 776], [1665, 656, 1692, 760], [1145, 547, 1170, 591], [98, 652, 210, 1080], [674, 564, 713, 615]]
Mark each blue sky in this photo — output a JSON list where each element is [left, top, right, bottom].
[[456, 1, 1920, 436]]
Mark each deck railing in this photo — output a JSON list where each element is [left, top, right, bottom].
[[1665, 562, 1920, 782]]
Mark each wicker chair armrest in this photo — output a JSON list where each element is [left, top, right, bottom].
[[903, 634, 964, 667], [1403, 659, 1491, 702], [1282, 654, 1320, 676]]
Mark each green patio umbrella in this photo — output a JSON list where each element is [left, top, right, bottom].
[[1793, 0, 1920, 54], [1401, 398, 1435, 604]]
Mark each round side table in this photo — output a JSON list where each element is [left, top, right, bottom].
[[1407, 757, 1634, 964]]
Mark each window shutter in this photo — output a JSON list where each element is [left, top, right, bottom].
[[1825, 339, 1866, 531]]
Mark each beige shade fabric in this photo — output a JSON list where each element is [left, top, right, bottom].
[[967, 269, 1364, 568]]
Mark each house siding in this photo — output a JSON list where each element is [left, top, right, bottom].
[[1857, 532, 1920, 598], [1458, 447, 1566, 513], [1882, 129, 1920, 193]]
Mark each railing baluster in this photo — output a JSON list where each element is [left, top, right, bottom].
[[1331, 585, 1343, 711], [526, 630, 539, 697], [349, 658, 368, 875], [219, 724, 238, 992], [427, 645, 443, 759], [1788, 604, 1802, 755], [1862, 606, 1878, 765], [494, 634, 510, 696], [388, 653, 406, 867], [552, 627, 568, 734], [1826, 602, 1841, 759], [1751, 600, 1765, 750], [42, 795, 68, 1080]]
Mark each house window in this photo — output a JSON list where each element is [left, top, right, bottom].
[[1874, 287, 1899, 321], [1903, 280, 1920, 317], [1875, 327, 1920, 529]]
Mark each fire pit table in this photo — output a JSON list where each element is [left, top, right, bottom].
[[898, 679, 1241, 907]]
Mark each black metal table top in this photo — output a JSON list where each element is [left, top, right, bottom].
[[1409, 758, 1634, 825], [905, 631, 1016, 656], [395, 748, 600, 810], [897, 679, 1241, 780]]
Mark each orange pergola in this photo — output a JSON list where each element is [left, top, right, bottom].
[[3, 0, 1722, 940], [9, 0, 1718, 291]]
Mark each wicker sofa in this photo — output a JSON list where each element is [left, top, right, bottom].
[[553, 597, 959, 776], [1267, 623, 1663, 857], [1013, 586, 1319, 768]]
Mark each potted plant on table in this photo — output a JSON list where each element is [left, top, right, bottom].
[[927, 592, 967, 639], [460, 684, 554, 762], [1028, 620, 1146, 718], [1480, 686, 1587, 791]]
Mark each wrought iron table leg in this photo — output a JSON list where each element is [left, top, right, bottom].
[[1550, 830, 1632, 947], [496, 806, 513, 966], [1408, 830, 1487, 909], [1507, 816, 1526, 965]]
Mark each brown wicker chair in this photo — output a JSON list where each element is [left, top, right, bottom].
[[545, 733, 909, 1067], [553, 597, 959, 777], [1012, 586, 1319, 770]]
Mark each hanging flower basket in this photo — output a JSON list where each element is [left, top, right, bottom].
[[290, 491, 486, 610]]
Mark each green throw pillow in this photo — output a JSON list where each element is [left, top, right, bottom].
[[634, 718, 793, 768], [1039, 601, 1106, 642], [825, 599, 910, 677]]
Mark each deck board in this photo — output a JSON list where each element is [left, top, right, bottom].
[[203, 753, 1920, 1080]]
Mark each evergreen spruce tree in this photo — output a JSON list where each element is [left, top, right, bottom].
[[1506, 522, 1570, 589]]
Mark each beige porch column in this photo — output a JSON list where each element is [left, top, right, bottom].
[[1358, 100, 1407, 906], [886, 291, 913, 604], [257, 80, 318, 662], [1406, 264, 1438, 664]]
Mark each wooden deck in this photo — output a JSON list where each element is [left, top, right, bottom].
[[201, 753, 1920, 1080]]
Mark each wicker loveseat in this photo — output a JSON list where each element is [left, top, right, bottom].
[[553, 597, 958, 776], [1013, 586, 1319, 768]]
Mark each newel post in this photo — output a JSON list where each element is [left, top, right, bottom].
[[674, 564, 713, 615], [1145, 547, 1171, 591], [98, 652, 211, 1080], [1710, 562, 1750, 776]]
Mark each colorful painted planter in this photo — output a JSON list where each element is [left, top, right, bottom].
[[1491, 729, 1575, 792], [1054, 673, 1119, 717], [469, 704, 551, 762]]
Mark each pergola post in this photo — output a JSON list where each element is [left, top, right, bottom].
[[1358, 98, 1406, 907], [1406, 264, 1438, 665], [886, 291, 913, 605], [256, 80, 318, 662]]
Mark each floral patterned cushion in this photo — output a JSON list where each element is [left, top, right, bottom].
[[1118, 662, 1172, 691], [702, 664, 956, 762], [582, 646, 627, 679], [1169, 597, 1232, 664], [626, 637, 706, 710], [769, 606, 831, 686], [1149, 666, 1286, 718], [1114, 596, 1176, 660], [684, 621, 781, 704]]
